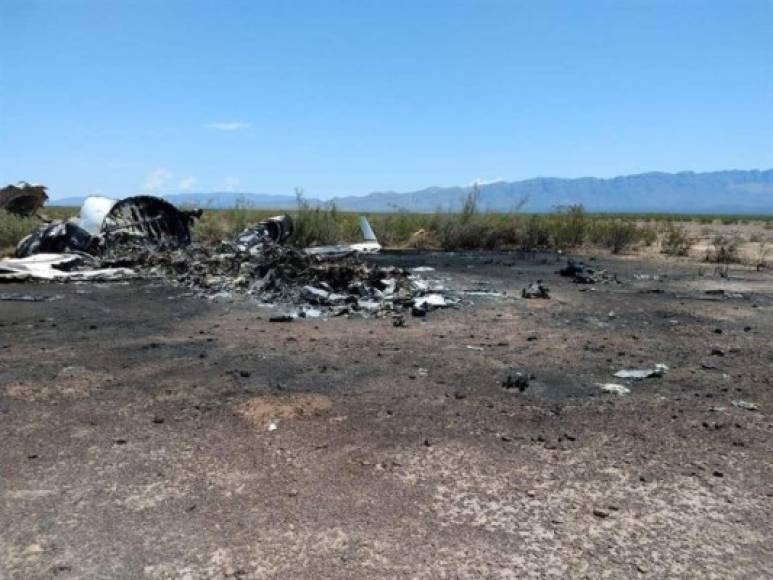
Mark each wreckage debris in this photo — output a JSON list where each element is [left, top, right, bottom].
[[16, 222, 94, 257], [93, 238, 454, 318], [0, 182, 48, 216], [522, 281, 550, 299], [7, 191, 452, 319], [15, 194, 202, 258], [558, 259, 613, 284], [233, 215, 294, 251], [98, 195, 202, 246]]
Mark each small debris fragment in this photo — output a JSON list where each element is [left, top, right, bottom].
[[598, 383, 631, 395], [521, 281, 550, 299], [502, 372, 529, 392], [614, 364, 668, 379], [732, 400, 759, 411], [269, 315, 294, 323]]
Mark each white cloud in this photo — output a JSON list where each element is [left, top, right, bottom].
[[144, 168, 173, 191], [206, 121, 250, 131], [470, 177, 504, 186], [178, 176, 198, 191], [222, 177, 241, 192]]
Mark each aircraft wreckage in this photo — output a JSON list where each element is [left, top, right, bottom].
[[1, 185, 454, 318]]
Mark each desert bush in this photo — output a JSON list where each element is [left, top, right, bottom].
[[368, 207, 432, 247], [521, 215, 552, 249], [290, 189, 345, 247], [588, 220, 641, 254], [661, 223, 692, 256], [638, 225, 658, 247], [706, 234, 740, 263], [549, 205, 587, 248], [749, 240, 770, 268], [433, 214, 493, 251]]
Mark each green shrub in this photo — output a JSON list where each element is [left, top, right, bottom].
[[588, 220, 641, 254], [0, 210, 39, 255], [550, 205, 587, 248], [290, 189, 345, 247]]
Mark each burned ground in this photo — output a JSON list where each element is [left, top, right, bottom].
[[1, 251, 771, 579]]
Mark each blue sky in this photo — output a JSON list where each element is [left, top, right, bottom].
[[1, 0, 771, 200]]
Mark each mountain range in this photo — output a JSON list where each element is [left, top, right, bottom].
[[49, 169, 773, 214]]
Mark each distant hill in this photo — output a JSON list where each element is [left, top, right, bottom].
[[49, 191, 311, 210], [48, 169, 773, 214], [330, 170, 773, 214]]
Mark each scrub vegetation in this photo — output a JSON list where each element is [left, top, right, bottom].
[[3, 193, 773, 262]]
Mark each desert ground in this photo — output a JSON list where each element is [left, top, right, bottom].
[[1, 249, 771, 579]]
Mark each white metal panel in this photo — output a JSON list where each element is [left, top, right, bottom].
[[76, 196, 118, 234]]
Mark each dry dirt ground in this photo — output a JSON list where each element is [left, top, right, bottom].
[[1, 251, 771, 579]]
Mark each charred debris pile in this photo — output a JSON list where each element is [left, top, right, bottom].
[[0, 185, 454, 319]]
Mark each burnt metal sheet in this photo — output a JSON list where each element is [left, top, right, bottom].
[[101, 196, 202, 246], [15, 221, 94, 258]]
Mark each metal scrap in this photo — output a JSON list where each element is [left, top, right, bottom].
[[0, 254, 134, 282], [522, 281, 550, 299]]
